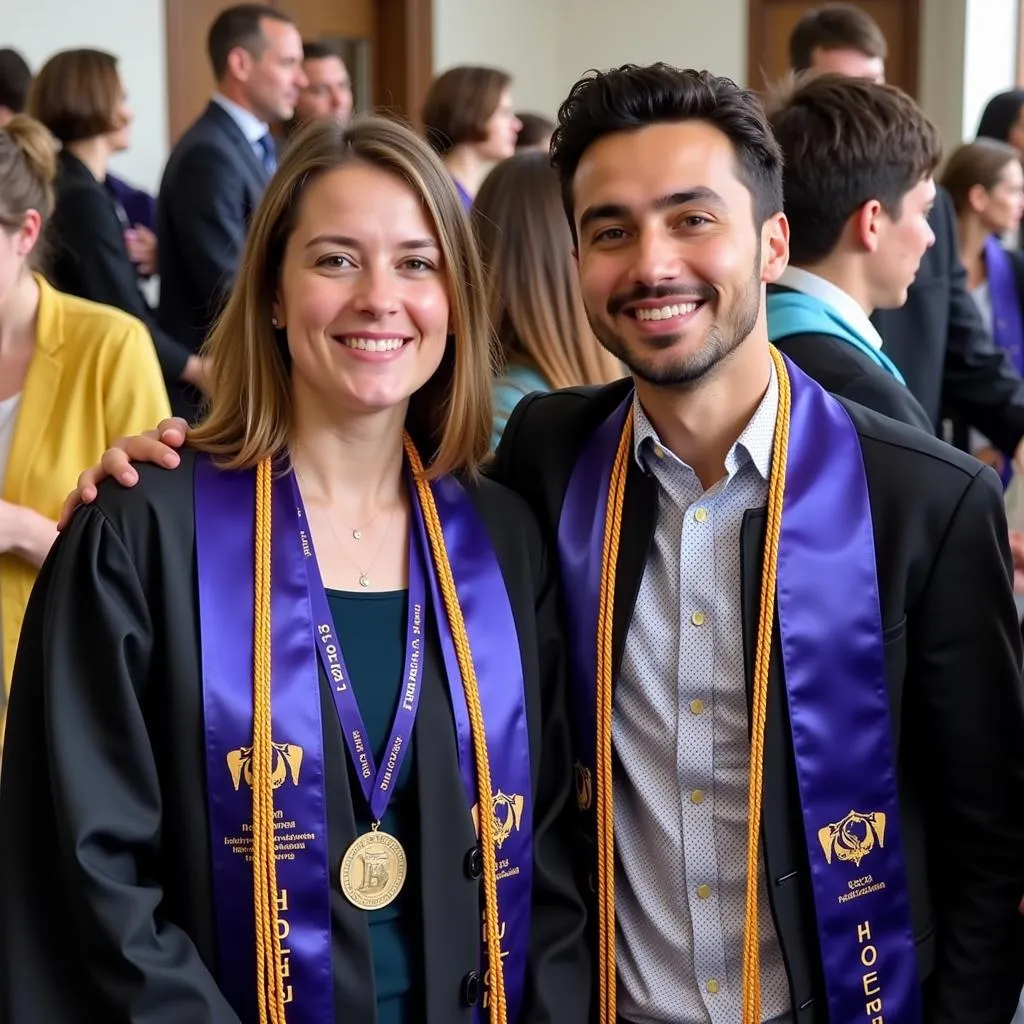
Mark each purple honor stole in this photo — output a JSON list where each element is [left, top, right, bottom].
[[557, 356, 921, 1022], [195, 455, 533, 1022]]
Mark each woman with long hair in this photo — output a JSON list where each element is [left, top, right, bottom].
[[941, 138, 1024, 480], [472, 150, 622, 447], [0, 115, 587, 1023]]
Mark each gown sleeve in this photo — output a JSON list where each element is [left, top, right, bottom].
[[0, 502, 241, 1023]]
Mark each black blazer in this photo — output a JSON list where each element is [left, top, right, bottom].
[[872, 187, 1024, 451], [0, 449, 588, 1023], [768, 319, 934, 432], [49, 150, 190, 386], [156, 102, 270, 417], [490, 378, 1024, 1024]]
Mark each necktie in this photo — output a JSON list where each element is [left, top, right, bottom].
[[256, 132, 277, 177]]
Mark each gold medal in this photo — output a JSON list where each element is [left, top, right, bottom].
[[339, 828, 407, 910]]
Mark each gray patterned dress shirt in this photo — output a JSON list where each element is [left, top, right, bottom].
[[614, 363, 792, 1024]]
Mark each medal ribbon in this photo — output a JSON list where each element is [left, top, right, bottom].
[[556, 348, 920, 1023], [290, 472, 427, 825]]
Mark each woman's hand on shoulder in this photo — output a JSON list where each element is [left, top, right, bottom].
[[57, 418, 190, 530]]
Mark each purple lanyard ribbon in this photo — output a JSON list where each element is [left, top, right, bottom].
[[557, 357, 921, 1022], [291, 472, 426, 823], [195, 456, 533, 1023]]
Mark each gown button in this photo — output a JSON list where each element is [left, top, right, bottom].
[[460, 971, 481, 1005]]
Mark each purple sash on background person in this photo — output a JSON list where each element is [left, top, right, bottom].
[[195, 454, 533, 1022], [985, 235, 1024, 378], [557, 356, 922, 1022]]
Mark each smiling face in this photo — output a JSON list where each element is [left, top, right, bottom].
[[572, 120, 787, 388], [273, 161, 450, 420]]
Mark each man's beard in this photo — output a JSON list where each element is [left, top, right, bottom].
[[589, 255, 763, 389]]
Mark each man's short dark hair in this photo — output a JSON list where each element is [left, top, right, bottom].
[[302, 40, 344, 63], [208, 4, 293, 81], [0, 48, 32, 114], [551, 64, 784, 241], [768, 74, 941, 265], [789, 4, 888, 72]]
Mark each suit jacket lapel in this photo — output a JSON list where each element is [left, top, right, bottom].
[[4, 277, 64, 506], [203, 101, 268, 191], [611, 456, 658, 683]]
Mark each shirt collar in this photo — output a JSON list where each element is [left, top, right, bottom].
[[632, 359, 778, 483], [211, 92, 269, 145], [778, 265, 884, 351]]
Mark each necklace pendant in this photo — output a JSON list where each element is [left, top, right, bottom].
[[352, 529, 362, 540], [358, 573, 370, 588]]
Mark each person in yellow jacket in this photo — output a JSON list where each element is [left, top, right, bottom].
[[0, 115, 170, 747]]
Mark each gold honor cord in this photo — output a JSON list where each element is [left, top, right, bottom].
[[594, 346, 793, 1024], [403, 435, 507, 1024], [253, 457, 288, 1023]]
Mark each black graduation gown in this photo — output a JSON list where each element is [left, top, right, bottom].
[[0, 448, 589, 1024]]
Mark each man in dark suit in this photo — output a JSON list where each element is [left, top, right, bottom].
[[157, 3, 305, 417], [790, 3, 1024, 457], [763, 73, 936, 432], [491, 64, 1024, 1024]]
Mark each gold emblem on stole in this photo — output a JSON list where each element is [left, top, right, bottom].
[[226, 743, 304, 791], [818, 809, 887, 867], [471, 790, 526, 849], [575, 761, 593, 812]]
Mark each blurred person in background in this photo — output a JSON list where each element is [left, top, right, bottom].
[[0, 48, 31, 127], [157, 3, 305, 419], [0, 114, 169, 751], [30, 48, 197, 398], [942, 140, 1024, 482], [422, 65, 521, 208], [514, 112, 554, 153], [472, 150, 622, 447]]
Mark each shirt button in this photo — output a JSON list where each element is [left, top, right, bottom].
[[691, 789, 705, 805], [690, 698, 705, 715], [707, 979, 720, 995], [691, 610, 706, 626], [694, 506, 708, 523], [653, 445, 665, 459], [697, 883, 711, 899]]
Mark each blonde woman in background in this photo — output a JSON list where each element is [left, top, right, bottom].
[[472, 150, 623, 448], [0, 115, 169, 748]]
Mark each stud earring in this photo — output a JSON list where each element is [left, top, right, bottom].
[[271, 316, 280, 328]]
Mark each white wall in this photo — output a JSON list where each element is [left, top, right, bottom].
[[960, 0, 1018, 139], [432, 0, 747, 121], [4, 1, 168, 193]]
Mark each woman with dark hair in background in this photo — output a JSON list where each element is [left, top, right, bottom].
[[514, 113, 554, 153], [29, 49, 204, 398], [421, 65, 521, 208], [471, 150, 622, 447], [977, 90, 1024, 152], [942, 138, 1024, 481]]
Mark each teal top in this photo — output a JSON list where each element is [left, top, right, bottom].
[[491, 363, 551, 450], [327, 588, 421, 1024]]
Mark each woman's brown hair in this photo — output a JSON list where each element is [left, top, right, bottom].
[[422, 66, 511, 156], [28, 49, 124, 143], [190, 114, 494, 478], [471, 150, 622, 391], [0, 115, 57, 271], [941, 138, 1023, 215]]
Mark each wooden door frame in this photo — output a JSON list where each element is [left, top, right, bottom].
[[374, 0, 433, 127], [165, 0, 433, 144], [746, 0, 921, 96]]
